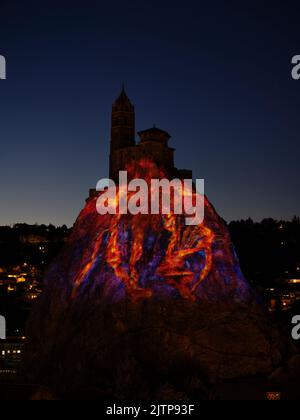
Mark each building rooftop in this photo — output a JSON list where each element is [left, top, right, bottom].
[[112, 86, 134, 110], [138, 126, 171, 144]]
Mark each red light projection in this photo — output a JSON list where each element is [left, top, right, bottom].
[[68, 159, 247, 304]]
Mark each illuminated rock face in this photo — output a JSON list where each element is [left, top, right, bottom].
[[57, 159, 250, 305], [64, 192, 249, 305], [24, 163, 285, 399]]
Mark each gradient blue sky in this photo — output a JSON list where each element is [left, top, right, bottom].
[[0, 0, 300, 226]]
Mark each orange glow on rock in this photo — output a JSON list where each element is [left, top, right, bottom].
[[67, 159, 247, 304]]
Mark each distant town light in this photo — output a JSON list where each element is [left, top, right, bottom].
[[266, 392, 281, 401], [289, 279, 300, 284]]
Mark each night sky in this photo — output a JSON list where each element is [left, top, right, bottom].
[[0, 0, 300, 226]]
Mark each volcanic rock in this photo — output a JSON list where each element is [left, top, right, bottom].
[[23, 163, 287, 399]]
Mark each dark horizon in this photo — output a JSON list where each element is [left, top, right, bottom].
[[1, 0, 300, 227]]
